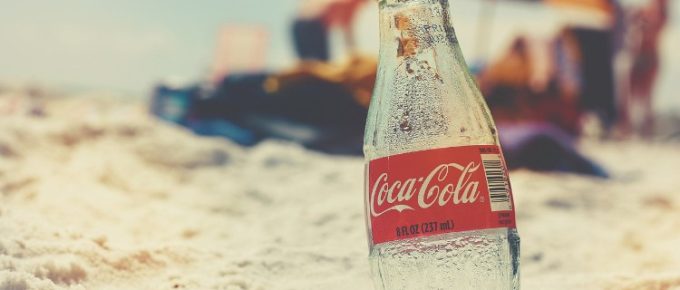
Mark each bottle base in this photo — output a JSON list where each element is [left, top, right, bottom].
[[369, 228, 520, 290]]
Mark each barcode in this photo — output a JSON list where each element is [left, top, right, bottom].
[[481, 154, 512, 212]]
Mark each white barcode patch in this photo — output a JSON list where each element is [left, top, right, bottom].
[[481, 154, 512, 212]]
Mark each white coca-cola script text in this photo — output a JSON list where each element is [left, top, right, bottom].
[[370, 162, 481, 217]]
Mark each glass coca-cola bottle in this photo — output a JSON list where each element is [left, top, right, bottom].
[[363, 0, 520, 289]]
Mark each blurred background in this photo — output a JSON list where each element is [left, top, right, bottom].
[[1, 0, 680, 289], [2, 0, 678, 156]]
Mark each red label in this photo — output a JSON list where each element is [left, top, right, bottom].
[[367, 145, 516, 245]]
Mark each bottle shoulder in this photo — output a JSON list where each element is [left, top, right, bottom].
[[364, 62, 498, 160]]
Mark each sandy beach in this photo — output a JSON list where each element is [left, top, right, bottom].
[[1, 90, 679, 290]]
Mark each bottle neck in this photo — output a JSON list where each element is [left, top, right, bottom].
[[378, 0, 460, 60], [366, 0, 498, 157], [376, 0, 476, 93]]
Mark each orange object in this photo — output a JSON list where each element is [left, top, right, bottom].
[[545, 0, 614, 14]]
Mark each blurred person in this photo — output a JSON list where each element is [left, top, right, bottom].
[[478, 36, 607, 177], [292, 0, 368, 61], [618, 0, 669, 138], [265, 54, 377, 107], [477, 37, 534, 121], [478, 37, 532, 90], [479, 35, 581, 135], [569, 0, 621, 135], [151, 56, 376, 154], [551, 29, 583, 107], [545, 28, 584, 135]]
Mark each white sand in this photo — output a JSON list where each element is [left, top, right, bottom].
[[1, 91, 679, 290]]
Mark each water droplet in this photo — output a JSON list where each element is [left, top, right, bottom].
[[400, 120, 412, 132], [400, 112, 412, 132], [406, 63, 415, 74]]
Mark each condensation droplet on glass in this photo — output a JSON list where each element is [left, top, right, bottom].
[[400, 112, 412, 132]]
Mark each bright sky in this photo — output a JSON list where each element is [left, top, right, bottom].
[[0, 0, 678, 111]]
